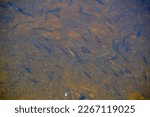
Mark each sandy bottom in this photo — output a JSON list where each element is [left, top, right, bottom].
[[0, 0, 150, 99]]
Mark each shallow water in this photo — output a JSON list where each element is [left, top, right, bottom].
[[0, 0, 150, 99]]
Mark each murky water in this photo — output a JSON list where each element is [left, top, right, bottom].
[[0, 0, 150, 99]]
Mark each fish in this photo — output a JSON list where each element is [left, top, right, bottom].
[[134, 24, 142, 38], [59, 46, 69, 55], [95, 51, 110, 59], [95, 36, 101, 44], [42, 44, 53, 54], [142, 56, 148, 65], [68, 47, 82, 63], [113, 70, 124, 77], [81, 47, 91, 54], [33, 41, 43, 49], [142, 71, 148, 80], [48, 74, 53, 81], [122, 37, 129, 52], [46, 7, 61, 15], [0, 13, 13, 24], [33, 40, 53, 54], [81, 71, 91, 78], [112, 40, 130, 63], [0, 2, 9, 9], [113, 87, 121, 97], [112, 40, 120, 54], [57, 0, 63, 3], [96, 0, 105, 5], [25, 67, 32, 73], [78, 6, 90, 16], [8, 2, 32, 16], [27, 78, 38, 84], [111, 56, 117, 60], [79, 94, 86, 100], [68, 0, 73, 5], [124, 68, 131, 75]]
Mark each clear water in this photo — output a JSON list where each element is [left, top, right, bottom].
[[0, 0, 150, 99]]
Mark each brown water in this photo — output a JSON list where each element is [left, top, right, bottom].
[[0, 0, 150, 99]]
